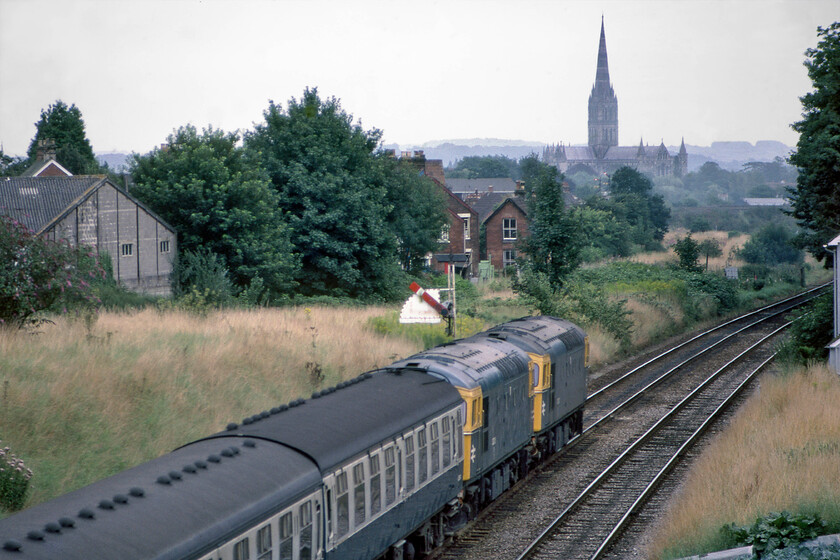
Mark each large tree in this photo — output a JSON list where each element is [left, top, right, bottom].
[[447, 155, 520, 179], [788, 22, 840, 262], [246, 88, 444, 298], [519, 156, 582, 286], [129, 125, 299, 297], [27, 100, 101, 175]]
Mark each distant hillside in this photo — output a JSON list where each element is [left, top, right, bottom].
[[96, 152, 130, 172], [391, 139, 794, 172]]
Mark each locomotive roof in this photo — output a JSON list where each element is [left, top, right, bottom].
[[390, 336, 531, 392], [0, 438, 319, 560], [485, 316, 587, 355], [205, 369, 461, 473]]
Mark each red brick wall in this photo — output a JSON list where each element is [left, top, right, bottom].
[[484, 201, 528, 270]]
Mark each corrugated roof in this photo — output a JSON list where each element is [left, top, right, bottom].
[[0, 176, 103, 232]]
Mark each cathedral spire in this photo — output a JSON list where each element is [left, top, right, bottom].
[[588, 16, 619, 158], [595, 15, 611, 90]]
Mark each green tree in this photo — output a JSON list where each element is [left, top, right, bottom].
[[519, 155, 582, 285], [384, 160, 448, 274], [0, 149, 28, 177], [674, 234, 702, 272], [447, 155, 520, 179], [246, 89, 418, 299], [788, 22, 840, 262], [697, 239, 723, 270], [26, 100, 101, 175], [739, 223, 803, 265], [609, 166, 670, 243], [129, 125, 299, 298]]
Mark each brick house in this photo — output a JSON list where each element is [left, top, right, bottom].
[[0, 176, 177, 295], [481, 195, 529, 271], [20, 140, 73, 178]]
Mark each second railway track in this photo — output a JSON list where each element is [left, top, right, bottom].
[[430, 285, 829, 560]]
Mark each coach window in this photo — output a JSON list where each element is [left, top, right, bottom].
[[233, 538, 249, 560], [404, 435, 415, 492], [442, 416, 452, 468], [257, 525, 272, 560], [353, 462, 366, 526], [279, 512, 293, 560], [300, 501, 313, 559], [430, 421, 440, 476], [336, 472, 349, 538], [370, 454, 382, 517], [417, 427, 428, 484], [384, 446, 397, 505]]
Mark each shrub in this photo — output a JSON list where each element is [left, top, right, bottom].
[[776, 293, 834, 365], [740, 224, 803, 265], [0, 215, 103, 327], [0, 443, 33, 511], [721, 511, 827, 558], [172, 248, 233, 306]]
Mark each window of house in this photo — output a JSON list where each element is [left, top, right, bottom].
[[353, 463, 366, 526], [299, 502, 313, 560], [439, 224, 450, 243], [279, 512, 293, 560], [160, 239, 170, 253], [503, 249, 516, 267], [502, 218, 517, 240], [257, 525, 272, 560], [404, 435, 415, 492], [233, 538, 250, 560], [121, 243, 133, 257], [335, 472, 349, 538], [369, 454, 381, 517], [459, 214, 471, 240]]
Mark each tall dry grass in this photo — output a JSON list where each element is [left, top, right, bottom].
[[0, 306, 422, 507], [648, 365, 840, 559], [628, 229, 750, 271]]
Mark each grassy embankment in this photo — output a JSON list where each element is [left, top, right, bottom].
[[0, 306, 424, 511], [649, 364, 840, 559]]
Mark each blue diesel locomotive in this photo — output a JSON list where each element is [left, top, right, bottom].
[[0, 316, 587, 560]]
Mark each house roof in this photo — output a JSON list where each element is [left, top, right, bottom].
[[603, 146, 644, 160], [0, 176, 103, 232], [743, 197, 789, 207], [20, 159, 73, 178], [446, 177, 517, 193], [564, 146, 596, 160], [482, 194, 528, 225], [0, 176, 176, 236]]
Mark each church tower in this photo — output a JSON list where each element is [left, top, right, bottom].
[[588, 16, 618, 159]]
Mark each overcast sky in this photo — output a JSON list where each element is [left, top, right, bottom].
[[0, 0, 836, 156]]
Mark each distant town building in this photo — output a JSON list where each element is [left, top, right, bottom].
[[542, 17, 688, 178], [0, 175, 177, 295]]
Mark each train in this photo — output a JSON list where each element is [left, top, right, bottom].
[[0, 315, 588, 560]]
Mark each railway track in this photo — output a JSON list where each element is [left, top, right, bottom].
[[429, 285, 829, 560]]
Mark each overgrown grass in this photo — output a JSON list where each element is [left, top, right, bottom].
[[0, 306, 422, 512], [366, 311, 486, 349], [649, 365, 840, 559]]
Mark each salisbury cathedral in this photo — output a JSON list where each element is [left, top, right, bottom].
[[543, 18, 688, 178]]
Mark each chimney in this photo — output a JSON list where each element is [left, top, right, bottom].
[[516, 180, 525, 191], [488, 185, 493, 193], [36, 138, 57, 162]]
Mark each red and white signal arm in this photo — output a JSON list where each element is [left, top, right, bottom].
[[399, 285, 443, 324]]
